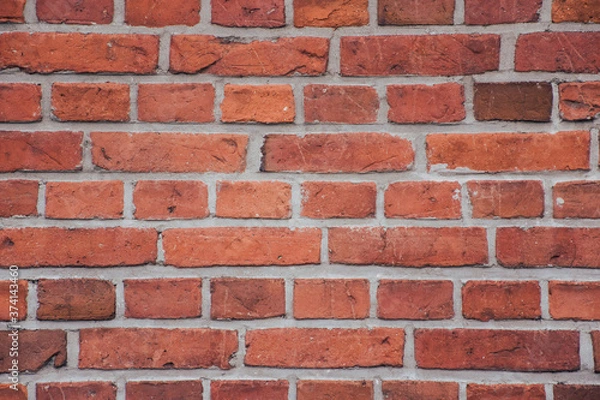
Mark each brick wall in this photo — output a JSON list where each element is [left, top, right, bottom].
[[1, 0, 600, 398]]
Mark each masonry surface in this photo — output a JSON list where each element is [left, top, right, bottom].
[[0, 0, 600, 399]]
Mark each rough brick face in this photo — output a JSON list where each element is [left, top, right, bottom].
[[559, 82, 600, 121], [133, 180, 209, 220], [221, 84, 295, 123], [0, 83, 41, 122], [216, 181, 291, 219], [294, 279, 370, 319], [473, 82, 552, 122], [465, 0, 542, 24], [462, 281, 541, 321], [37, 382, 116, 400], [387, 84, 465, 124], [0, 280, 27, 321], [0, 384, 26, 399], [467, 384, 546, 400], [212, 381, 288, 400], [127, 381, 203, 400], [0, 180, 38, 217], [385, 181, 461, 219], [297, 381, 373, 400], [125, 0, 200, 26], [52, 83, 129, 122], [124, 279, 202, 319], [137, 83, 215, 123], [0, 0, 25, 22], [383, 381, 459, 400], [304, 85, 379, 124], [37, 0, 114, 24], [378, 0, 454, 25], [377, 280, 454, 320], [301, 181, 376, 218], [294, 0, 368, 27], [554, 385, 600, 399], [594, 332, 600, 372], [553, 0, 600, 23], [211, 278, 285, 320], [45, 181, 124, 220], [549, 281, 600, 320], [468, 181, 545, 218], [0, 330, 66, 372], [554, 181, 600, 219], [212, 0, 285, 27]]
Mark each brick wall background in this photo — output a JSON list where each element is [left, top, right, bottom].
[[1, 0, 600, 399]]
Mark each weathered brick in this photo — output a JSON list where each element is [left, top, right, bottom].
[[0, 280, 27, 321], [262, 133, 414, 173], [387, 84, 465, 124], [0, 228, 157, 267], [125, 0, 199, 26], [301, 181, 376, 219], [0, 0, 25, 22], [0, 330, 66, 372], [559, 82, 600, 121], [45, 181, 124, 220], [497, 227, 600, 268], [221, 84, 295, 123], [245, 328, 404, 368], [465, 0, 542, 24], [549, 281, 600, 320], [37, 0, 113, 24], [163, 228, 320, 266], [553, 0, 600, 23], [127, 381, 203, 400], [170, 36, 329, 76], [341, 35, 499, 76], [212, 0, 285, 27], [0, 180, 38, 217], [554, 181, 600, 219], [297, 381, 373, 400], [554, 385, 600, 400], [427, 131, 590, 173], [0, 83, 41, 122], [125, 279, 202, 319], [516, 32, 600, 73], [593, 331, 600, 372], [0, 131, 82, 172], [383, 381, 459, 400], [91, 132, 247, 173], [467, 384, 545, 400], [216, 181, 291, 219], [415, 329, 579, 371], [385, 181, 461, 219], [304, 85, 379, 124], [0, 384, 26, 399], [52, 83, 129, 122], [133, 180, 209, 220], [294, 279, 370, 319], [0, 33, 159, 74], [462, 281, 541, 321], [212, 381, 288, 400], [79, 328, 238, 369], [211, 278, 285, 320], [294, 0, 368, 27], [37, 279, 115, 321], [474, 82, 552, 122], [468, 180, 544, 218], [138, 83, 215, 123], [378, 280, 454, 320], [329, 227, 487, 267], [37, 382, 116, 400], [378, 0, 454, 25]]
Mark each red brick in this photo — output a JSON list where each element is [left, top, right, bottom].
[[80, 328, 238, 369], [549, 281, 600, 320], [383, 381, 459, 400], [378, 280, 454, 320], [474, 82, 552, 122], [125, 0, 199, 26], [378, 0, 454, 25], [262, 133, 414, 173], [462, 281, 541, 321], [297, 381, 373, 400], [415, 329, 579, 371], [211, 278, 285, 320], [0, 0, 25, 22], [45, 181, 124, 220], [467, 384, 545, 400], [91, 132, 247, 173], [304, 85, 379, 124], [294, 0, 368, 27], [0, 227, 157, 267], [245, 328, 404, 368], [516, 32, 600, 73], [221, 84, 295, 123], [465, 0, 542, 24], [125, 279, 202, 319], [37, 279, 115, 321], [216, 181, 291, 219], [301, 182, 376, 219], [554, 181, 600, 219], [52, 83, 129, 122], [127, 381, 203, 400], [163, 228, 320, 267], [0, 280, 27, 321], [329, 227, 487, 267], [468, 180, 544, 218], [170, 36, 329, 76], [554, 385, 600, 400], [427, 131, 590, 173], [0, 330, 66, 372], [341, 35, 499, 76], [212, 0, 285, 27], [0, 33, 158, 74], [559, 82, 600, 121], [212, 381, 288, 400], [138, 83, 215, 123], [497, 227, 600, 268], [133, 180, 209, 220], [37, 0, 113, 24], [0, 83, 41, 122], [385, 181, 461, 219], [294, 279, 370, 319], [0, 384, 26, 400], [37, 382, 116, 400], [0, 131, 82, 172], [593, 332, 600, 372], [553, 0, 600, 23], [387, 84, 465, 124], [0, 180, 38, 217]]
